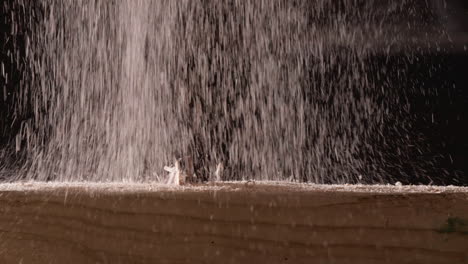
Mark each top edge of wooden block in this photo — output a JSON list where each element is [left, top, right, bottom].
[[0, 181, 467, 195]]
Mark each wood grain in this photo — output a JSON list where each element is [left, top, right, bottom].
[[0, 183, 467, 264]]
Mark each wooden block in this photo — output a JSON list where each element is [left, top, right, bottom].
[[0, 183, 467, 264]]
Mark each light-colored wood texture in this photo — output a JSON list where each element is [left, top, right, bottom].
[[0, 183, 467, 264]]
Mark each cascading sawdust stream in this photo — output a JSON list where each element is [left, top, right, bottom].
[[0, 0, 463, 184]]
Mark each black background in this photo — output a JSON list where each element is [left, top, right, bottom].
[[1, 0, 467, 184]]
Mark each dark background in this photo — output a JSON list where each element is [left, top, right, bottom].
[[1, 0, 467, 184], [1, 1, 43, 174]]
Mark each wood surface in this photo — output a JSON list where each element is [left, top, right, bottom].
[[0, 183, 467, 264]]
